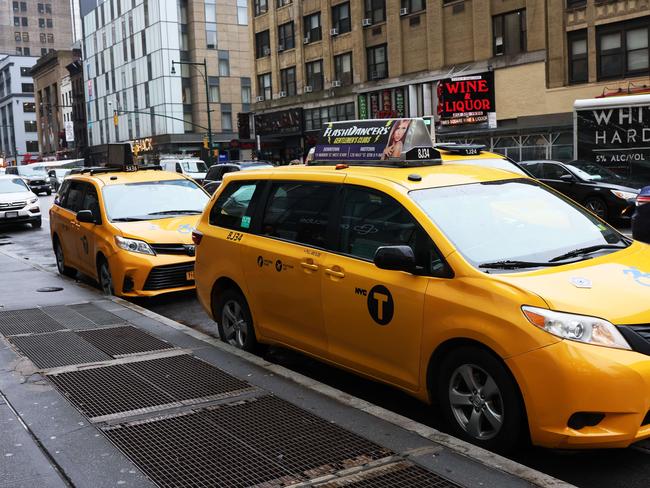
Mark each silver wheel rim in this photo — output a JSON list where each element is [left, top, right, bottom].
[[100, 263, 112, 295], [221, 300, 248, 348], [586, 200, 606, 218], [449, 364, 504, 441], [55, 243, 65, 274]]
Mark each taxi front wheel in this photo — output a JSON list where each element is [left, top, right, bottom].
[[214, 289, 263, 353], [437, 346, 525, 454], [98, 258, 114, 296]]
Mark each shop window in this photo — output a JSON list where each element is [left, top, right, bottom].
[[332, 3, 351, 34], [305, 60, 323, 91], [493, 9, 527, 56], [364, 0, 385, 24], [597, 19, 649, 80], [280, 67, 296, 96], [367, 44, 387, 80], [255, 30, 270, 58], [254, 0, 267, 16], [334, 52, 353, 86], [278, 22, 295, 51], [257, 72, 272, 101], [303, 13, 322, 43], [568, 30, 588, 84]]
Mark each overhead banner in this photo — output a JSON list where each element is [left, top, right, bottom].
[[437, 71, 496, 131], [64, 121, 74, 142]]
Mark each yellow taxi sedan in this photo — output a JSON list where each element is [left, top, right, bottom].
[[50, 165, 209, 297]]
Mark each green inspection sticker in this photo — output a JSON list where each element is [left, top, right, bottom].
[[241, 216, 251, 229], [597, 224, 607, 231]]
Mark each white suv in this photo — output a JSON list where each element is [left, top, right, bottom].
[[0, 175, 41, 228]]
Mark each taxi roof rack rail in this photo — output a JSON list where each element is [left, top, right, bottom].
[[308, 159, 443, 168], [433, 143, 486, 155], [70, 165, 163, 176]]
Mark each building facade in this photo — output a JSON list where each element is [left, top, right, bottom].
[[0, 54, 39, 165], [66, 55, 88, 153], [0, 0, 73, 56], [249, 0, 650, 162], [81, 0, 252, 162]]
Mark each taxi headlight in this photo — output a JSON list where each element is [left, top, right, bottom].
[[522, 306, 630, 350], [611, 189, 637, 201], [114, 236, 155, 255], [29, 197, 38, 204]]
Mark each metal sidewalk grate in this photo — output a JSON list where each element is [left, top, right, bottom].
[[41, 305, 101, 329], [317, 461, 461, 487], [103, 410, 297, 488], [0, 308, 65, 336], [77, 326, 174, 357], [69, 302, 126, 326], [8, 332, 112, 369], [202, 395, 393, 479], [123, 355, 252, 402], [49, 364, 178, 419]]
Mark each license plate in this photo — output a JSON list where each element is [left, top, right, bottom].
[[5, 211, 18, 218], [186, 271, 195, 281]]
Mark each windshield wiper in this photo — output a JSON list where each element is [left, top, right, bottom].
[[478, 259, 582, 270], [548, 244, 628, 263], [146, 210, 202, 215], [111, 217, 147, 222]]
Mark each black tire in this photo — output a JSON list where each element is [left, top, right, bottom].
[[53, 238, 76, 277], [213, 288, 264, 353], [46, 189, 52, 196], [584, 197, 608, 221], [31, 218, 42, 229], [437, 346, 526, 454], [97, 257, 114, 296]]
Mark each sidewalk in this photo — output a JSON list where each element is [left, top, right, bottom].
[[0, 250, 572, 488]]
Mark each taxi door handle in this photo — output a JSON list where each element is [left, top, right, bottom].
[[301, 261, 319, 271], [324, 267, 345, 279]]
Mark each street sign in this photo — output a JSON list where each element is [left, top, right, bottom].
[[64, 121, 75, 142]]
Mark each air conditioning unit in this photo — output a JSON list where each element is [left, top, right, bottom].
[[304, 85, 313, 93], [330, 28, 339, 36], [279, 91, 287, 97], [263, 47, 271, 56], [256, 95, 264, 102], [362, 18, 372, 27], [399, 7, 409, 15], [303, 36, 310, 44], [277, 43, 285, 52], [332, 80, 341, 87]]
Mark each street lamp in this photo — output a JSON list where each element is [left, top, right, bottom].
[[171, 59, 213, 166]]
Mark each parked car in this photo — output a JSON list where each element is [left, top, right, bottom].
[[0, 175, 41, 228], [4, 165, 52, 195], [519, 159, 640, 222], [159, 158, 208, 184], [632, 186, 650, 244], [202, 161, 274, 194]]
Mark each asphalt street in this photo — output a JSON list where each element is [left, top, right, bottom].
[[1, 193, 648, 488]]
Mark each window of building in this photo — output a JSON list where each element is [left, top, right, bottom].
[[24, 120, 37, 132], [254, 0, 267, 16], [278, 22, 295, 51], [23, 102, 35, 112], [364, 0, 385, 24], [331, 2, 351, 34], [221, 103, 233, 131], [22, 32, 29, 42], [334, 52, 353, 86], [305, 60, 323, 91], [568, 30, 588, 84], [304, 102, 354, 131], [20, 67, 30, 76], [21, 17, 27, 26], [280, 66, 296, 96], [206, 23, 217, 49], [14, 17, 20, 26], [39, 17, 45, 28], [26, 141, 39, 152], [367, 44, 387, 80], [21, 83, 33, 93], [205, 1, 216, 22], [597, 19, 649, 79], [493, 9, 527, 56], [218, 51, 230, 76], [241, 78, 251, 104], [22, 47, 30, 56], [303, 13, 322, 43], [255, 30, 271, 58], [47, 33, 54, 43], [401, 0, 425, 13], [21, 2, 28, 12], [14, 32, 21, 42], [566, 0, 586, 8], [257, 72, 272, 100], [237, 0, 248, 24], [277, 0, 292, 7], [208, 76, 220, 103], [40, 33, 46, 43], [47, 18, 53, 28], [41, 48, 48, 56], [13, 2, 19, 12]]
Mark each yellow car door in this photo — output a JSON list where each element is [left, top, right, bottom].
[[53, 180, 87, 270], [74, 182, 104, 277], [321, 185, 431, 391]]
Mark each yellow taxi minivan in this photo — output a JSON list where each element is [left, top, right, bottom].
[[193, 119, 650, 452], [50, 164, 209, 297]]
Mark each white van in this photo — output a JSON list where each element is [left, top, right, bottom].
[[159, 158, 208, 183]]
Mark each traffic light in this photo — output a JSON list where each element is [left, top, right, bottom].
[[203, 137, 209, 149], [113, 111, 118, 127]]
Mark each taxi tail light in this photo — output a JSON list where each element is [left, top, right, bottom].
[[192, 230, 203, 245], [637, 195, 650, 206]]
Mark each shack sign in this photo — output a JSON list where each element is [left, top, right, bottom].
[[437, 71, 496, 130]]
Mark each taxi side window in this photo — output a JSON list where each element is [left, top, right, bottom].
[[175, 163, 182, 173], [210, 180, 259, 230], [81, 184, 102, 223], [261, 182, 335, 249], [64, 181, 86, 213], [56, 180, 71, 207], [543, 163, 571, 180]]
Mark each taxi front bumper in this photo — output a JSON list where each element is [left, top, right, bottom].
[[507, 340, 650, 449], [108, 250, 195, 297]]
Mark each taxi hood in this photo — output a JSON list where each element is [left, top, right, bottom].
[[111, 215, 199, 244], [494, 242, 650, 325]]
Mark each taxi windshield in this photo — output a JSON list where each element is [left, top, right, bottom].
[[102, 179, 209, 221], [411, 179, 628, 270], [181, 161, 207, 173], [445, 158, 528, 176], [0, 178, 29, 193]]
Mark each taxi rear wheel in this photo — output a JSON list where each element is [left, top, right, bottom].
[[53, 238, 76, 278], [437, 346, 525, 454], [98, 258, 114, 296], [214, 289, 261, 353]]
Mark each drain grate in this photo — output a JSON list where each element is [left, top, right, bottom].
[[124, 355, 252, 402], [317, 461, 461, 487], [203, 395, 393, 478], [69, 302, 125, 326], [77, 326, 174, 357], [41, 305, 99, 329], [8, 332, 112, 369], [49, 364, 178, 419], [0, 308, 65, 336], [103, 410, 297, 488]]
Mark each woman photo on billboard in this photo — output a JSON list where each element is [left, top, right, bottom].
[[381, 119, 411, 160]]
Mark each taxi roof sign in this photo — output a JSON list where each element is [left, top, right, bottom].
[[311, 118, 442, 167]]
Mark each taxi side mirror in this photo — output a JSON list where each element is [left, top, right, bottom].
[[76, 209, 97, 224], [374, 245, 417, 274]]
